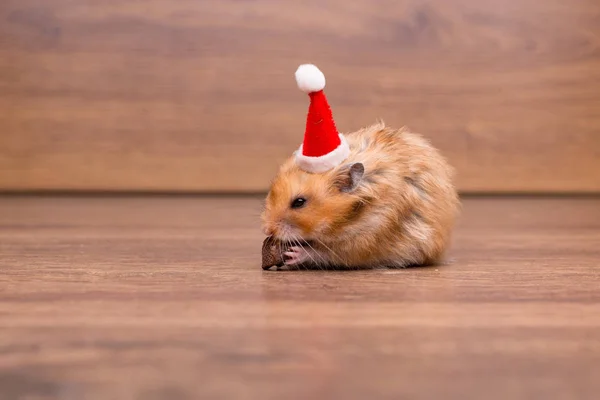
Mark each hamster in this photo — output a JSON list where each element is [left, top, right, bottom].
[[261, 121, 459, 269]]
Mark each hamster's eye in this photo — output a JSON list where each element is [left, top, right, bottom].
[[290, 197, 307, 209]]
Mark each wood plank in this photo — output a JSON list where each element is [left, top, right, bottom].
[[1, 195, 599, 399], [1, 0, 600, 192]]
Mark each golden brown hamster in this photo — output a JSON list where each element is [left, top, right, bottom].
[[260, 64, 459, 269], [261, 121, 459, 269]]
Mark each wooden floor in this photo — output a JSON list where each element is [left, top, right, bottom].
[[1, 196, 599, 400]]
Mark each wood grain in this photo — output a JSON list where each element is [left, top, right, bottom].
[[1, 195, 600, 399], [1, 0, 600, 193]]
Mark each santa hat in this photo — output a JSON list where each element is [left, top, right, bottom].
[[294, 64, 350, 174]]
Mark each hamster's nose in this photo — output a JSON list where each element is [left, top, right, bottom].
[[263, 226, 275, 236]]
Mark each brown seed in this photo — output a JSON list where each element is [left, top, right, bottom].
[[261, 236, 286, 270]]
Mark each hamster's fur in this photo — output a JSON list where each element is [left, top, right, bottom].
[[261, 121, 459, 269]]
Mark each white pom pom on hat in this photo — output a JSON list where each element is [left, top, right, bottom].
[[295, 64, 326, 93]]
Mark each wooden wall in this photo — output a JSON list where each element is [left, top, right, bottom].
[[1, 0, 599, 193]]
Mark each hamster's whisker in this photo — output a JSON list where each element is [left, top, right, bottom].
[[299, 236, 325, 270], [293, 236, 319, 268], [278, 238, 285, 268], [301, 238, 325, 269], [294, 235, 321, 266], [289, 236, 304, 271], [314, 238, 343, 267]]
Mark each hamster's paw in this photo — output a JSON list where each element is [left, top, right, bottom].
[[284, 246, 313, 266]]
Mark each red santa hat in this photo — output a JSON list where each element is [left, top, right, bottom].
[[294, 64, 350, 173]]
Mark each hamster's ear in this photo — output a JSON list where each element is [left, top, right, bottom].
[[335, 162, 365, 193]]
